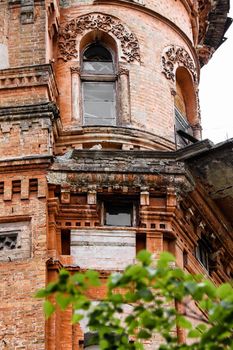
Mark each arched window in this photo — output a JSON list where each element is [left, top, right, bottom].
[[174, 67, 198, 148], [81, 43, 116, 126]]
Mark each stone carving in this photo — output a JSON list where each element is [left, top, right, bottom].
[[197, 45, 215, 67], [161, 45, 197, 84], [118, 66, 129, 76], [70, 66, 81, 75], [58, 13, 140, 63], [197, 0, 212, 44]]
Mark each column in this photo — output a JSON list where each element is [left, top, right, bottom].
[[70, 66, 81, 124], [119, 65, 131, 125]]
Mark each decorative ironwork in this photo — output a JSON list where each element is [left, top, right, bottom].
[[0, 233, 18, 251]]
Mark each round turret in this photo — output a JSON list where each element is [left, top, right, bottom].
[[54, 1, 204, 151]]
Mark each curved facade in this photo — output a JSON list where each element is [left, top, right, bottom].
[[53, 2, 201, 150], [0, 0, 232, 349]]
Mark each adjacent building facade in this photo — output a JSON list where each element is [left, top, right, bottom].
[[0, 0, 232, 348]]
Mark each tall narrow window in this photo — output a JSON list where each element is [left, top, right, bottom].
[[81, 43, 116, 126], [174, 67, 198, 148]]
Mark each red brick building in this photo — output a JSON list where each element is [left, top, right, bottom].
[[0, 0, 232, 349]]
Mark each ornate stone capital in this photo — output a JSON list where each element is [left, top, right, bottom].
[[70, 66, 81, 75], [58, 13, 141, 63], [118, 65, 129, 76], [161, 45, 197, 84]]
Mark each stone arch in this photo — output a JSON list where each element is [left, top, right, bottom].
[[79, 30, 118, 68], [161, 45, 198, 84], [58, 13, 141, 63], [175, 66, 197, 125]]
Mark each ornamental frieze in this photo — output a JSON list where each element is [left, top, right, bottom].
[[58, 13, 141, 63], [161, 45, 197, 84]]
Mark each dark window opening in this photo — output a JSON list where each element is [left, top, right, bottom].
[[136, 233, 146, 254], [29, 178, 38, 193], [0, 182, 4, 195], [100, 197, 138, 227], [183, 250, 188, 267], [12, 180, 21, 194], [105, 202, 133, 227], [61, 229, 71, 255], [175, 107, 197, 148], [83, 44, 114, 75], [195, 238, 210, 271]]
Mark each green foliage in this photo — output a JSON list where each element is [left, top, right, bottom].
[[36, 251, 233, 349]]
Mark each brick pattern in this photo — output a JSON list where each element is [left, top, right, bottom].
[[0, 1, 231, 349]]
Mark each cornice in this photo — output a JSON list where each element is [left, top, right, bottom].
[[0, 102, 59, 121], [0, 64, 59, 102]]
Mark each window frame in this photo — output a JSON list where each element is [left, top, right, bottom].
[[99, 198, 138, 228], [195, 238, 210, 272], [80, 43, 118, 126]]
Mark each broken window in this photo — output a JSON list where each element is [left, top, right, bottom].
[[81, 43, 116, 126]]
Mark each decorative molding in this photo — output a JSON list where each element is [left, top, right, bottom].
[[20, 0, 34, 24], [58, 13, 141, 63], [0, 65, 58, 101], [196, 45, 215, 67], [118, 66, 129, 76], [161, 45, 197, 84], [70, 66, 81, 75], [197, 0, 212, 45]]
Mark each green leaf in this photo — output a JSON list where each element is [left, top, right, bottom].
[[35, 289, 48, 298], [72, 313, 84, 324], [217, 283, 233, 300], [85, 270, 100, 286], [56, 293, 71, 310], [196, 323, 207, 333], [188, 328, 201, 338], [157, 252, 175, 268], [176, 316, 192, 330], [137, 250, 152, 265], [137, 329, 151, 339], [59, 269, 70, 283], [109, 293, 123, 303], [43, 300, 55, 319]]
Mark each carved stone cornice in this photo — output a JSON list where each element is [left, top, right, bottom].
[[161, 45, 198, 84], [197, 0, 212, 45], [196, 45, 215, 67], [0, 64, 58, 101], [58, 13, 141, 63]]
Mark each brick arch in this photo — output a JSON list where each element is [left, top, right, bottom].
[[175, 66, 198, 126], [161, 45, 198, 84], [58, 13, 141, 63]]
